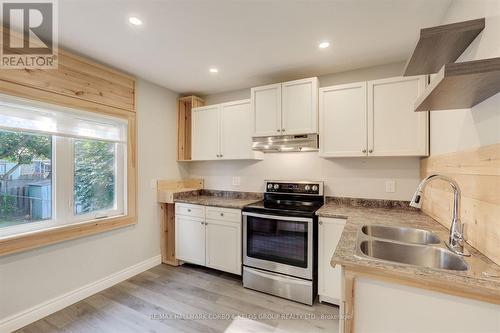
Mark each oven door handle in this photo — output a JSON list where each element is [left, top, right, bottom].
[[242, 212, 313, 223]]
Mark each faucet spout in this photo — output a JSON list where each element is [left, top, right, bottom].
[[409, 174, 470, 257]]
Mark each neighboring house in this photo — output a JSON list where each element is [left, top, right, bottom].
[[0, 160, 20, 179], [0, 159, 51, 180]]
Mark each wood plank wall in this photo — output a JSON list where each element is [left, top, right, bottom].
[[0, 50, 135, 115], [0, 42, 137, 256], [420, 143, 500, 265]]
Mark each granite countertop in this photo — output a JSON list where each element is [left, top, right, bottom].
[[317, 202, 500, 304], [173, 189, 263, 210]]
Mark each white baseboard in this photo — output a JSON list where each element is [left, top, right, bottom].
[[0, 255, 162, 333]]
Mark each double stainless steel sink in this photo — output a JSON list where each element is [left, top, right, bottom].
[[356, 225, 469, 271]]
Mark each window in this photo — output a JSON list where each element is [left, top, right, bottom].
[[0, 130, 52, 228], [74, 139, 116, 215], [0, 95, 128, 236]]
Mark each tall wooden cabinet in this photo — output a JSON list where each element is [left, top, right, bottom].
[[252, 77, 318, 136], [177, 95, 205, 161], [319, 75, 428, 157]]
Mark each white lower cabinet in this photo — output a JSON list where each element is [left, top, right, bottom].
[[318, 217, 346, 305], [205, 219, 241, 275], [175, 214, 206, 266], [352, 277, 500, 333], [175, 203, 242, 275]]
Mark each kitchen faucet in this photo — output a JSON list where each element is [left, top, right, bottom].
[[409, 174, 470, 256]]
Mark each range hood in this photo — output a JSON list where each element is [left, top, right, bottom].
[[252, 134, 319, 152]]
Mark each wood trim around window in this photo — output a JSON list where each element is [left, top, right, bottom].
[[0, 51, 137, 257]]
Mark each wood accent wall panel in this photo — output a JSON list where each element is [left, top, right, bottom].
[[420, 143, 500, 265], [0, 50, 135, 113]]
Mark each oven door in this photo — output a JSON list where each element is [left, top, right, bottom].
[[243, 212, 313, 280]]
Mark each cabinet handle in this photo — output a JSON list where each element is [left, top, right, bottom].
[[319, 221, 323, 225], [220, 213, 224, 216], [200, 221, 204, 225], [362, 149, 367, 153], [282, 129, 286, 132], [368, 149, 373, 153], [187, 209, 191, 212], [276, 129, 281, 132]]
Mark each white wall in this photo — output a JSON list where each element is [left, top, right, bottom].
[[188, 154, 420, 200], [430, 0, 500, 155], [190, 61, 422, 200], [203, 62, 406, 104], [0, 79, 186, 325]]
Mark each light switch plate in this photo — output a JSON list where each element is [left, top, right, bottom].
[[232, 176, 241, 186], [385, 179, 396, 193], [150, 179, 157, 189]]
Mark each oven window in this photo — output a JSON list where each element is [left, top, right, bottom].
[[247, 215, 308, 268]]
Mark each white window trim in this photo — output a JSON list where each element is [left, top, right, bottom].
[[0, 134, 127, 238]]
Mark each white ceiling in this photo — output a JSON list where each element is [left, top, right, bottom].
[[58, 0, 452, 95]]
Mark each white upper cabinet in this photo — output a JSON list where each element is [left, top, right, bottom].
[[251, 83, 282, 137], [220, 100, 255, 160], [319, 82, 367, 157], [319, 75, 428, 157], [252, 77, 318, 137], [192, 100, 262, 161], [368, 76, 428, 156], [282, 77, 319, 135], [192, 105, 220, 161]]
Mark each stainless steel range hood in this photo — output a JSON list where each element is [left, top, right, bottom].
[[252, 134, 319, 152]]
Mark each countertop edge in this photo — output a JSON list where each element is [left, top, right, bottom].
[[320, 203, 500, 305]]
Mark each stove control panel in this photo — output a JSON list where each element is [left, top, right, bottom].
[[265, 181, 323, 195]]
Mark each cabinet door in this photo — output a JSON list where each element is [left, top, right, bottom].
[[318, 217, 346, 304], [251, 83, 282, 137], [191, 105, 220, 160], [319, 82, 367, 157], [175, 215, 205, 265], [205, 219, 241, 275], [282, 77, 318, 135], [367, 76, 428, 156], [220, 99, 254, 159]]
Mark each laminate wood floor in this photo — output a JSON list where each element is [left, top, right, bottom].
[[16, 264, 339, 333]]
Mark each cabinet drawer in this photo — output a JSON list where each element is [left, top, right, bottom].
[[206, 206, 241, 223], [175, 203, 205, 218]]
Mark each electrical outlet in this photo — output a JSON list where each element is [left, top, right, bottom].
[[385, 179, 396, 193], [232, 176, 241, 186]]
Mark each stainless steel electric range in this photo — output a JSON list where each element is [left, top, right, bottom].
[[242, 180, 324, 305]]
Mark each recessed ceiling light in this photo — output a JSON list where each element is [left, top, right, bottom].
[[209, 67, 219, 73], [318, 41, 330, 49], [128, 16, 143, 26]]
